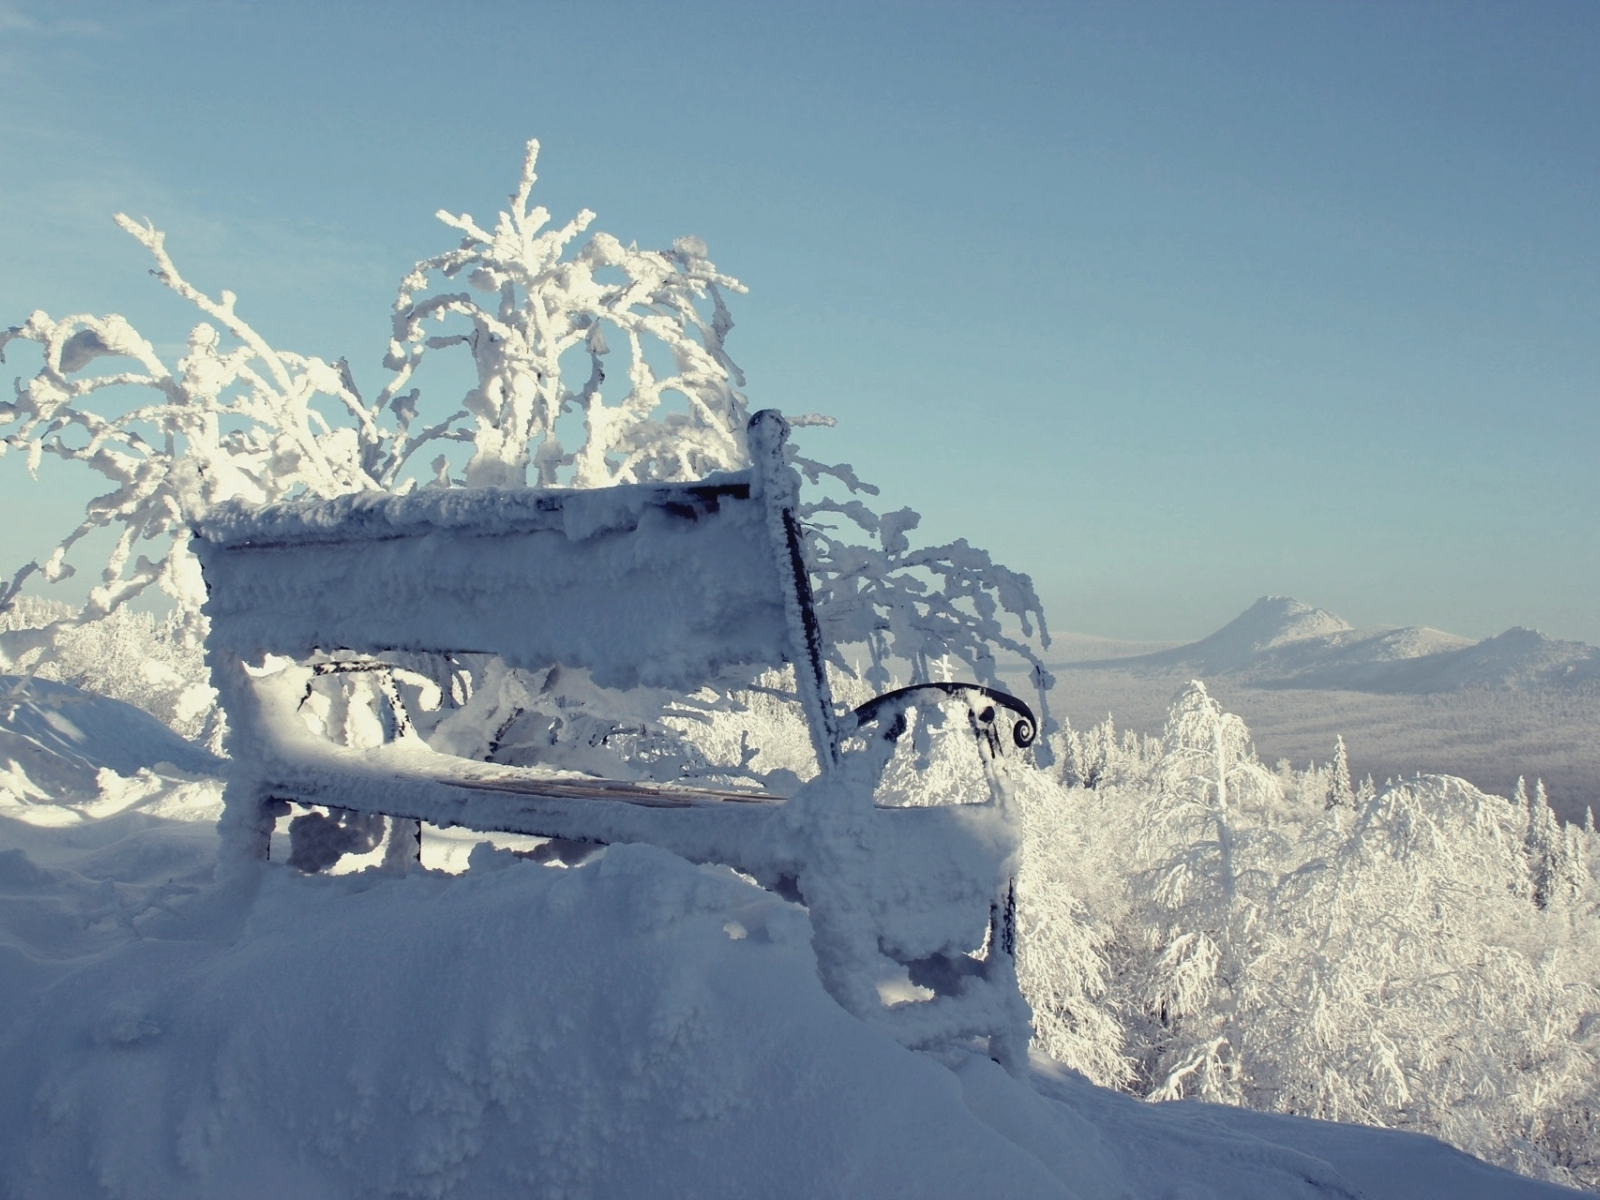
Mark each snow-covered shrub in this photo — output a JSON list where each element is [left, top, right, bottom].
[[0, 140, 1052, 765]]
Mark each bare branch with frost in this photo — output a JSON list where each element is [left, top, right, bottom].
[[386, 139, 751, 489], [0, 227, 420, 645]]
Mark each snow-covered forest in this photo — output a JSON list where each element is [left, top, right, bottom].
[[1025, 687, 1600, 1186], [2, 144, 1595, 1197]]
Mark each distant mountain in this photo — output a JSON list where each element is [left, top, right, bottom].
[[1069, 597, 1600, 694], [1120, 597, 1358, 674]]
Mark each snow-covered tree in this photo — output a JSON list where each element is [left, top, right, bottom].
[[1524, 778, 1584, 911], [793, 474, 1053, 742], [1326, 735, 1354, 810], [1050, 713, 1160, 793], [0, 227, 407, 658], [1015, 685, 1600, 1189], [1125, 681, 1285, 1103], [383, 141, 750, 491], [1, 140, 1053, 758], [1256, 774, 1599, 1183], [1051, 718, 1087, 789], [1526, 779, 1559, 909], [1084, 714, 1115, 789], [1013, 769, 1131, 1088]]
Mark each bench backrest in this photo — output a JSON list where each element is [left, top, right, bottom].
[[193, 410, 841, 768]]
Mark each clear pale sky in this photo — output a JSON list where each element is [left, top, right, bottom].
[[2, 1, 1596, 645]]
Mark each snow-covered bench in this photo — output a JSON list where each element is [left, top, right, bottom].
[[193, 410, 1037, 1068]]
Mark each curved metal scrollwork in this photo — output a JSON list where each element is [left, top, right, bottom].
[[845, 682, 1037, 751]]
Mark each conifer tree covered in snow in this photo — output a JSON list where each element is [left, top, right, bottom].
[[1528, 779, 1560, 909], [1355, 771, 1377, 807], [1326, 735, 1354, 810], [1525, 778, 1586, 912]]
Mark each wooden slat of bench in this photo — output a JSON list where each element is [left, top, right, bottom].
[[444, 770, 785, 808], [248, 743, 794, 882], [254, 740, 784, 809]]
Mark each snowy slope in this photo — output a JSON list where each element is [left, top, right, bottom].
[[2, 825, 1579, 1198], [1080, 596, 1600, 693], [0, 674, 222, 806], [0, 684, 1582, 1199]]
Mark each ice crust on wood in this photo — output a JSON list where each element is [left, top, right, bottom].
[[196, 472, 789, 692], [195, 470, 755, 546]]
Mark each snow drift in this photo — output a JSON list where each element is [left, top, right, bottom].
[[0, 695, 1583, 1199], [0, 675, 220, 806], [2, 830, 1580, 1199]]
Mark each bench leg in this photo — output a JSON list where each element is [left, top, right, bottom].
[[220, 788, 288, 866], [983, 881, 1032, 1074], [383, 817, 423, 870]]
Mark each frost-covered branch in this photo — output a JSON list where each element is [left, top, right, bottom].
[[0, 267, 402, 632], [387, 139, 750, 489], [790, 450, 1054, 746], [2, 140, 1055, 763]]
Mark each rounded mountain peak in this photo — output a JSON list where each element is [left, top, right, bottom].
[[1198, 596, 1353, 660]]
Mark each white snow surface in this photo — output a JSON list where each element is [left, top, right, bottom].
[[0, 675, 221, 803], [0, 686, 1582, 1199]]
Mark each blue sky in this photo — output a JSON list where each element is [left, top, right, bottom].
[[2, 0, 1596, 644]]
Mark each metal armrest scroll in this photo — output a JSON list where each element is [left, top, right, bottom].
[[845, 682, 1037, 751]]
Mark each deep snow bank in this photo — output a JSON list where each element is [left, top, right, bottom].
[[0, 675, 220, 804], [0, 688, 1583, 1199], [0, 832, 1580, 1198], [4, 839, 1099, 1199]]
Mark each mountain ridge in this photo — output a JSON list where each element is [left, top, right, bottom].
[[1064, 597, 1600, 694]]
